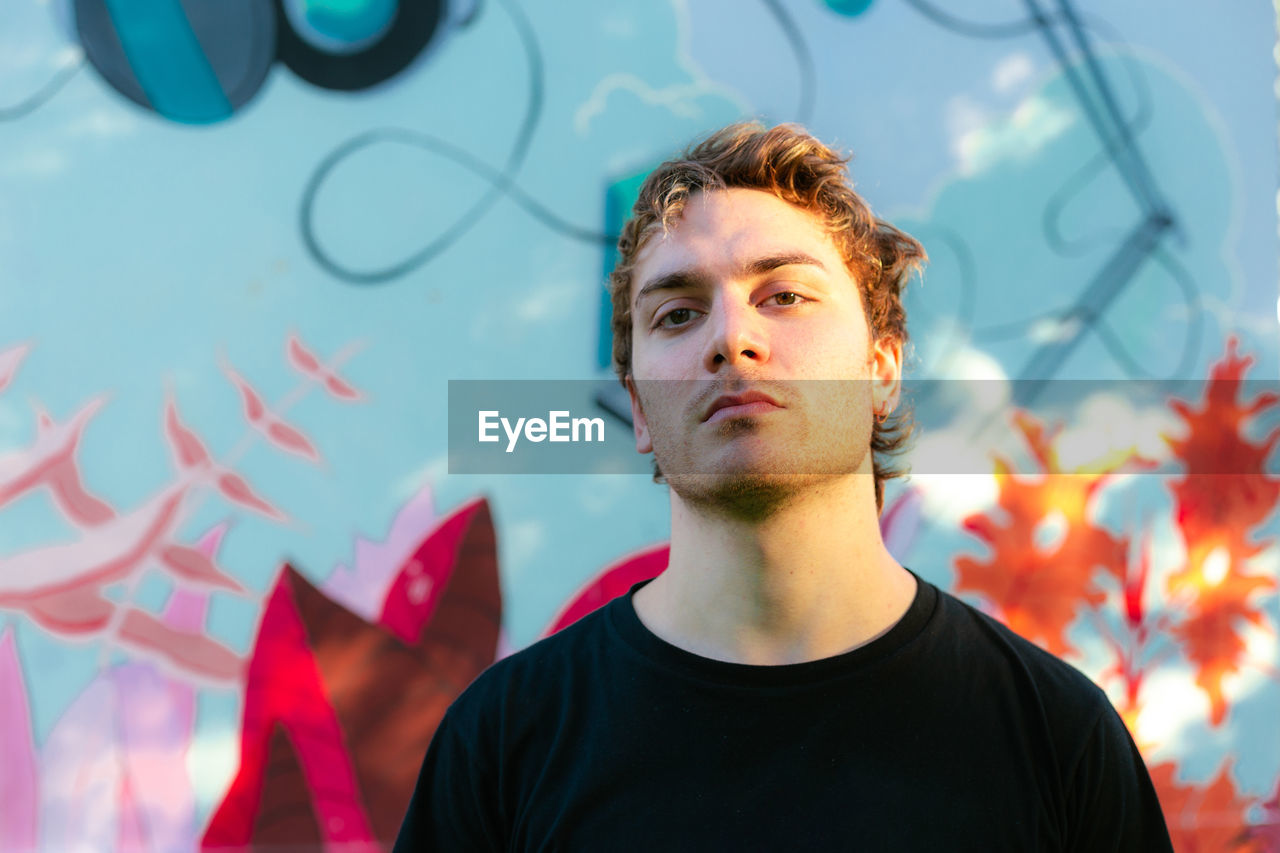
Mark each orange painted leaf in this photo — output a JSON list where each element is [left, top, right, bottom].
[[1170, 571, 1274, 725], [954, 414, 1132, 657], [1148, 760, 1262, 852]]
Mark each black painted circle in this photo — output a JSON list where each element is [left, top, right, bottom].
[[273, 0, 442, 91]]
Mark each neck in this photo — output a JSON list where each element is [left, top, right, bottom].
[[634, 473, 917, 666]]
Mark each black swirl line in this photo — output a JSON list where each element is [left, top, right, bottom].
[[760, 0, 816, 124], [0, 56, 84, 121], [299, 0, 612, 285]]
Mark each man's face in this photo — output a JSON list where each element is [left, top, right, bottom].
[[626, 187, 902, 512]]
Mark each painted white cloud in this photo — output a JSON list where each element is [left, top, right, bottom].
[[910, 472, 999, 526], [1055, 392, 1179, 471], [992, 52, 1035, 94], [907, 343, 1011, 523], [952, 95, 1076, 177], [186, 728, 240, 816], [1132, 667, 1206, 754], [945, 94, 990, 150], [573, 0, 749, 134]]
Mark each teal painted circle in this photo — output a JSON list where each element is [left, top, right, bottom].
[[823, 0, 873, 16], [283, 0, 398, 55]]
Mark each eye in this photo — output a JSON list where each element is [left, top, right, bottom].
[[766, 291, 806, 307], [656, 306, 701, 329]]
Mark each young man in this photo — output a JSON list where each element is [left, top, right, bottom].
[[395, 123, 1173, 850]]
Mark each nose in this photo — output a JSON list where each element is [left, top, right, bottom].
[[703, 295, 770, 372]]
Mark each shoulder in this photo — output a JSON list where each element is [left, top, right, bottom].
[[926, 582, 1114, 735], [919, 582, 1172, 848]]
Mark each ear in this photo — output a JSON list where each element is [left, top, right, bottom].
[[869, 334, 903, 416], [624, 376, 653, 454]]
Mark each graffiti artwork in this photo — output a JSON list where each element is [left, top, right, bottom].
[[1, 0, 1277, 849]]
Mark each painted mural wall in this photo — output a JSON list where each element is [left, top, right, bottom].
[[1, 0, 1278, 849]]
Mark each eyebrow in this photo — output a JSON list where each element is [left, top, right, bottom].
[[634, 251, 828, 306]]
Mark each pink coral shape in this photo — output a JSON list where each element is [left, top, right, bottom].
[[0, 343, 30, 395], [285, 333, 363, 401], [225, 364, 267, 422], [323, 372, 362, 401], [286, 333, 322, 374], [47, 456, 116, 525], [111, 662, 199, 851], [115, 756, 147, 851], [164, 396, 212, 471], [160, 522, 228, 633], [215, 471, 285, 521], [119, 609, 243, 684], [38, 676, 122, 850], [0, 628, 38, 851], [223, 363, 321, 463], [159, 544, 245, 593], [0, 396, 106, 512], [324, 484, 435, 622], [264, 418, 320, 463]]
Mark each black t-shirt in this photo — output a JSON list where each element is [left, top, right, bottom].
[[395, 571, 1173, 851]]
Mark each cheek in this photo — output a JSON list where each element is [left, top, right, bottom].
[[633, 336, 700, 381], [795, 323, 867, 374]]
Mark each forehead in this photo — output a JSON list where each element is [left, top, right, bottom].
[[631, 188, 844, 297]]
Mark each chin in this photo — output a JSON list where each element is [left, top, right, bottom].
[[666, 461, 856, 522], [668, 470, 804, 521], [653, 427, 872, 518]]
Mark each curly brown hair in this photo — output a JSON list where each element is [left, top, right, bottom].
[[608, 121, 926, 511]]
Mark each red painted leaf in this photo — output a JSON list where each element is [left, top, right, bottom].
[[543, 543, 669, 637], [1163, 338, 1280, 725], [204, 499, 500, 850]]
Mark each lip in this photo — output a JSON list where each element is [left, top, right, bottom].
[[702, 391, 783, 424]]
